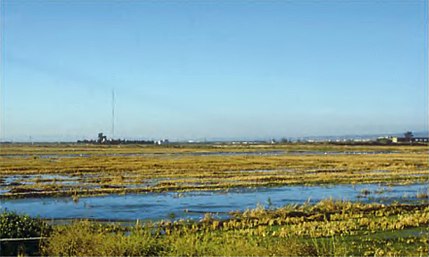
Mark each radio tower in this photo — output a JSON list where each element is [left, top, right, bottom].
[[111, 89, 115, 138]]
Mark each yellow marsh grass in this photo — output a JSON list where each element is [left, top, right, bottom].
[[0, 144, 428, 197], [1, 143, 427, 155]]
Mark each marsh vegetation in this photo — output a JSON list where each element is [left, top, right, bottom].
[[0, 143, 427, 256], [1, 200, 427, 256], [43, 200, 428, 256], [1, 144, 427, 198]]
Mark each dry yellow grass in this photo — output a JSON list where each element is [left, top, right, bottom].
[[0, 144, 427, 198]]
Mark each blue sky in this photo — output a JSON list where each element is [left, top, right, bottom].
[[1, 0, 427, 141]]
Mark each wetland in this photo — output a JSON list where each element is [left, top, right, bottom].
[[0, 143, 428, 256]]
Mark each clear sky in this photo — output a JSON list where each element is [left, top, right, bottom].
[[1, 0, 428, 141]]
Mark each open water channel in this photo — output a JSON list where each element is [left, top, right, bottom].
[[0, 183, 426, 222]]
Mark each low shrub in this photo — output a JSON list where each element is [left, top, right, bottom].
[[0, 211, 51, 256], [0, 211, 51, 238]]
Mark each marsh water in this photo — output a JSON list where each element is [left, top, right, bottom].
[[0, 183, 426, 222], [0, 150, 398, 159]]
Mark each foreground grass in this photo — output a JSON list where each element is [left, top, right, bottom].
[[1, 144, 428, 198], [37, 200, 428, 256], [1, 200, 427, 256]]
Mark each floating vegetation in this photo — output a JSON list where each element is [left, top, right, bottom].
[[416, 189, 429, 199], [360, 188, 371, 196]]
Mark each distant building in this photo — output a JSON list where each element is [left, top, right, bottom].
[[412, 137, 429, 143], [390, 131, 428, 144], [97, 133, 107, 144], [78, 133, 155, 145], [391, 137, 428, 143], [155, 139, 169, 145]]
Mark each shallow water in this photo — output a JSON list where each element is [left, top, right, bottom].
[[0, 150, 398, 159], [0, 151, 285, 158], [0, 183, 426, 221], [1, 174, 79, 186]]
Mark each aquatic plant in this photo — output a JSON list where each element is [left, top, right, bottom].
[[416, 189, 428, 199]]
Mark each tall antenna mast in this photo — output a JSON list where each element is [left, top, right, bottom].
[[0, 0, 6, 142], [111, 89, 115, 138]]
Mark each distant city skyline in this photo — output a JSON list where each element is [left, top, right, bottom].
[[1, 0, 427, 141]]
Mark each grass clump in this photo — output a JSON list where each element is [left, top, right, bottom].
[[42, 221, 319, 256], [42, 221, 164, 256], [416, 189, 428, 199]]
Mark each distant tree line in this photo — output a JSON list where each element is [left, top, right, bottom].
[[77, 139, 155, 145], [77, 133, 155, 145]]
